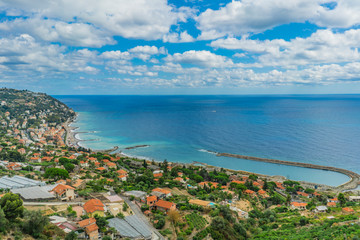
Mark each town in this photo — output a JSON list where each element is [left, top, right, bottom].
[[1, 88, 360, 240]]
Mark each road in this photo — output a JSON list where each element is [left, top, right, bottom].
[[23, 201, 82, 206], [120, 194, 165, 240]]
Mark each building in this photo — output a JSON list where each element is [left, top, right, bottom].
[[52, 184, 75, 201], [291, 202, 308, 210], [12, 186, 55, 201], [78, 218, 99, 240], [84, 199, 105, 217], [124, 190, 146, 199], [349, 196, 360, 201], [146, 195, 157, 207], [108, 215, 152, 239], [0, 175, 46, 189], [152, 188, 172, 198], [154, 200, 176, 213], [314, 206, 328, 213]]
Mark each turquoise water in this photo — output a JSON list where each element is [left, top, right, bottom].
[[55, 95, 360, 186]]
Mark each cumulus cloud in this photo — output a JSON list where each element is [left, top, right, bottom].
[[196, 0, 360, 40], [163, 31, 195, 43], [211, 29, 360, 67], [0, 0, 194, 45], [0, 34, 98, 74], [165, 50, 233, 68]]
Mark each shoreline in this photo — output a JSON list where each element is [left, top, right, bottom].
[[63, 113, 359, 192]]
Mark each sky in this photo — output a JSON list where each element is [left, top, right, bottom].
[[0, 0, 360, 95]]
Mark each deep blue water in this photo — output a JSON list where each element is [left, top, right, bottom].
[[55, 95, 360, 186]]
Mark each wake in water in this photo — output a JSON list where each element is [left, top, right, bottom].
[[198, 149, 218, 155]]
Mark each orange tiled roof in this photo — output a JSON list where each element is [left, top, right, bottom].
[[53, 184, 74, 195], [327, 202, 336, 207], [147, 195, 157, 203], [155, 199, 175, 210], [291, 202, 308, 207], [96, 167, 106, 171], [117, 169, 127, 175], [245, 189, 255, 194], [342, 207, 354, 212], [83, 199, 104, 213], [297, 191, 309, 197], [85, 224, 99, 234], [78, 217, 96, 228], [154, 173, 163, 178], [152, 188, 171, 195]]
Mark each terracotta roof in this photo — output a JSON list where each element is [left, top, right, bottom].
[[78, 218, 96, 228], [245, 189, 255, 194], [297, 191, 309, 197], [153, 173, 163, 178], [327, 202, 336, 207], [117, 169, 127, 175], [52, 184, 74, 195], [155, 199, 175, 210], [342, 207, 354, 212], [147, 195, 157, 203], [85, 223, 99, 234], [291, 202, 308, 207], [231, 180, 245, 185], [152, 188, 171, 195], [258, 190, 267, 195], [96, 167, 106, 171], [83, 199, 104, 213]]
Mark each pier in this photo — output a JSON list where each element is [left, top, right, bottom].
[[215, 152, 360, 191]]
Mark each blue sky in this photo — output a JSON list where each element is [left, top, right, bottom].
[[0, 0, 360, 94]]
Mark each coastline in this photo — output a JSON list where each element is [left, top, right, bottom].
[[63, 112, 359, 192]]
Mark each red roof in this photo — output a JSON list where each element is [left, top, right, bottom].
[[83, 199, 104, 213], [96, 167, 106, 171], [291, 202, 308, 207], [152, 188, 171, 195], [154, 173, 163, 178], [342, 207, 354, 212], [245, 189, 255, 194], [327, 202, 336, 207], [52, 184, 75, 195], [147, 195, 157, 203], [78, 218, 96, 228], [155, 200, 175, 210], [85, 224, 99, 234]]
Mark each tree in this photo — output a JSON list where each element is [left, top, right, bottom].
[[123, 202, 129, 211], [22, 210, 49, 238], [0, 192, 24, 221], [64, 163, 75, 172], [338, 193, 346, 206], [0, 206, 8, 233], [168, 210, 181, 225], [44, 168, 69, 180], [94, 214, 108, 231], [65, 231, 78, 240]]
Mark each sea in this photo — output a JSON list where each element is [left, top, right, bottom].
[[55, 95, 360, 186]]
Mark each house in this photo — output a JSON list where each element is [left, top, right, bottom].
[[118, 175, 127, 181], [72, 179, 85, 190], [83, 199, 105, 217], [174, 177, 186, 183], [314, 206, 328, 213], [7, 163, 22, 171], [52, 184, 75, 201], [107, 162, 117, 169], [96, 167, 106, 172], [154, 200, 176, 213], [78, 218, 99, 240], [80, 161, 89, 168], [17, 148, 26, 155], [342, 207, 355, 213], [349, 196, 360, 202], [153, 173, 163, 178], [328, 197, 339, 203], [117, 169, 128, 175], [297, 191, 310, 198], [327, 202, 336, 207], [152, 188, 172, 198], [257, 189, 269, 198], [146, 195, 157, 207], [291, 202, 308, 210], [244, 189, 256, 196]]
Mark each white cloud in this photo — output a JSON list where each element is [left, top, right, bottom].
[[196, 0, 323, 39], [165, 50, 233, 68], [211, 29, 360, 67], [196, 0, 360, 40], [0, 18, 115, 47], [129, 46, 166, 55], [0, 0, 193, 43], [0, 34, 98, 74], [163, 31, 195, 43]]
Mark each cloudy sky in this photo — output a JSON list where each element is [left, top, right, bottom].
[[0, 0, 360, 94]]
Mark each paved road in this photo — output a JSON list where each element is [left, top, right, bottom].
[[23, 201, 82, 206], [120, 194, 165, 240]]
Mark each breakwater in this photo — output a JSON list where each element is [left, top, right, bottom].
[[215, 152, 360, 190]]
